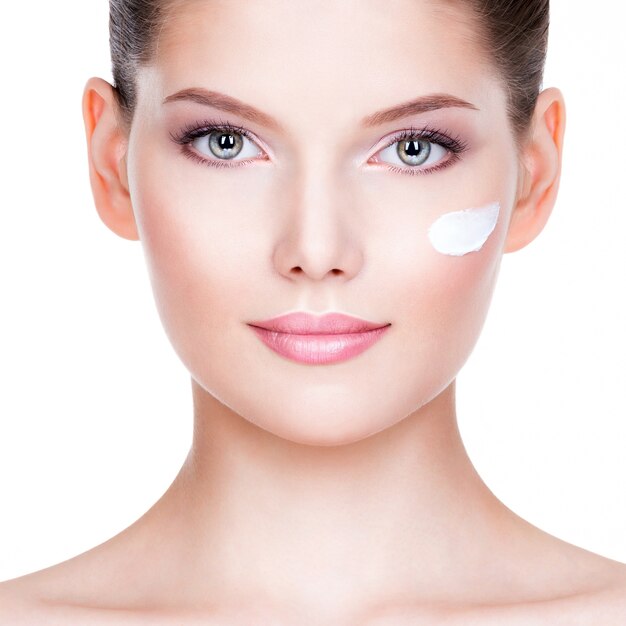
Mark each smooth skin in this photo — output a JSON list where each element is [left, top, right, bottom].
[[2, 0, 626, 624]]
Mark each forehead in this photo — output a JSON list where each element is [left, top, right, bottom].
[[146, 0, 500, 125]]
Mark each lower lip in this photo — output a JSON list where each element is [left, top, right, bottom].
[[249, 325, 391, 365]]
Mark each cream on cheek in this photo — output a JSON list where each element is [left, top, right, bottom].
[[427, 201, 500, 257]]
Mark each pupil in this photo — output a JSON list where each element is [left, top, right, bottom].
[[405, 140, 423, 156], [220, 134, 236, 150], [398, 138, 430, 166]]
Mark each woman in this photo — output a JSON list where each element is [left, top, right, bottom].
[[1, 0, 625, 623]]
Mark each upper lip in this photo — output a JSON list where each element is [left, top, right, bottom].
[[248, 312, 391, 335]]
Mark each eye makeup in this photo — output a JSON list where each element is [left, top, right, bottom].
[[371, 125, 468, 177], [169, 118, 267, 169], [427, 201, 500, 257], [169, 118, 469, 176]]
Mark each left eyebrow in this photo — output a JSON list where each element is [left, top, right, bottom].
[[360, 93, 479, 127], [163, 88, 478, 131]]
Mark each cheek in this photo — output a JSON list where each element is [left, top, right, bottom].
[[396, 201, 504, 375], [128, 153, 255, 363]]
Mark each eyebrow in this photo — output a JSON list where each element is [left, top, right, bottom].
[[163, 88, 283, 131], [163, 88, 478, 130], [360, 93, 478, 127]]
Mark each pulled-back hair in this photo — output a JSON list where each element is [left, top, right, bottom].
[[109, 0, 169, 129], [461, 0, 549, 139], [109, 0, 549, 140]]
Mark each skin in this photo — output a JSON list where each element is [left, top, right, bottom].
[[2, 0, 626, 624]]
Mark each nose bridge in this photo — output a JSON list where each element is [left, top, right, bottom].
[[273, 141, 363, 282]]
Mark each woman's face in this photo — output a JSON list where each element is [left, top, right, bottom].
[[126, 0, 520, 445]]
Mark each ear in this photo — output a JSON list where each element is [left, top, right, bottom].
[[82, 77, 139, 241], [504, 87, 566, 253]]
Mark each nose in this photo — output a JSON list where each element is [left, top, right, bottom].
[[272, 167, 364, 283]]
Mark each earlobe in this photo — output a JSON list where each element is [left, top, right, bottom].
[[82, 77, 139, 241], [504, 87, 566, 253]]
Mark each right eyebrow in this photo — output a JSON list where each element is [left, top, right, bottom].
[[163, 88, 284, 131]]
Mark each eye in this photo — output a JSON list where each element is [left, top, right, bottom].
[[170, 119, 266, 168], [378, 137, 447, 168], [370, 126, 468, 176], [191, 128, 262, 161]]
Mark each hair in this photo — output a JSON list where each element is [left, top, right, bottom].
[[109, 0, 549, 141], [459, 0, 550, 140]]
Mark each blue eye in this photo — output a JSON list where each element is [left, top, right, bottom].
[[377, 137, 448, 168], [171, 120, 468, 175], [370, 126, 468, 176], [190, 128, 263, 161], [170, 119, 266, 169]]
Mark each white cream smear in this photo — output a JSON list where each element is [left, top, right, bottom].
[[427, 201, 500, 257]]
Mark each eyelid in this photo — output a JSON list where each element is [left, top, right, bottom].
[[369, 125, 468, 155], [169, 117, 271, 162], [359, 125, 468, 178]]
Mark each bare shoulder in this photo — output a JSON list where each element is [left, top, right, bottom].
[[365, 554, 626, 626], [0, 569, 225, 626], [2, 542, 626, 626], [491, 518, 626, 625], [0, 569, 118, 626], [0, 570, 78, 626], [0, 579, 206, 626], [0, 576, 43, 626], [473, 560, 626, 626], [577, 570, 626, 615], [500, 572, 626, 626]]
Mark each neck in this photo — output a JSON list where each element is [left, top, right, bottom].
[[141, 377, 519, 619]]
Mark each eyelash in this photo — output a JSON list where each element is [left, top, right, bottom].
[[170, 118, 262, 169], [375, 126, 468, 176], [169, 118, 469, 176]]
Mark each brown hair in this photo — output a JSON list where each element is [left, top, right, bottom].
[[109, 0, 549, 140], [459, 0, 550, 139], [109, 0, 170, 130]]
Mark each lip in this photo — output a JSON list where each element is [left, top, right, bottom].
[[248, 312, 390, 335], [247, 312, 391, 365]]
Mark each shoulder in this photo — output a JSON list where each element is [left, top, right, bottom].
[[0, 567, 83, 626], [503, 526, 626, 625], [0, 577, 41, 626], [434, 574, 626, 626], [0, 572, 219, 626], [0, 570, 87, 626], [576, 574, 626, 620], [486, 564, 626, 626], [0, 579, 144, 626], [523, 553, 626, 625], [519, 575, 626, 626]]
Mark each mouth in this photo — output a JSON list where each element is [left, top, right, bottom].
[[247, 311, 391, 365], [247, 311, 390, 335]]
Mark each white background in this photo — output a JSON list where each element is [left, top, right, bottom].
[[0, 1, 624, 582]]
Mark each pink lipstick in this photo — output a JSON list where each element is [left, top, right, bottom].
[[247, 312, 391, 365]]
